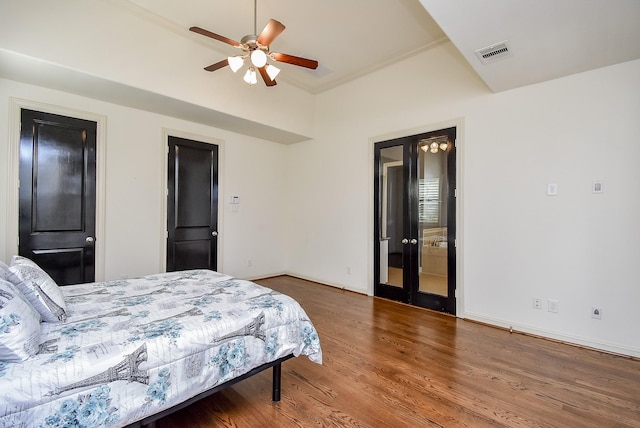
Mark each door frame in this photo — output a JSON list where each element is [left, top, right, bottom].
[[159, 128, 225, 272], [369, 118, 465, 317], [6, 98, 107, 281]]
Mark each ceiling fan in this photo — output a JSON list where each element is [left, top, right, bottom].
[[189, 0, 318, 87]]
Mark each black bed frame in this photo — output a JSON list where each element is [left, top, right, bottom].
[[126, 354, 294, 427]]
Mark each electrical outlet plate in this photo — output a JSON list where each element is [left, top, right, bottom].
[[533, 297, 542, 310], [548, 299, 559, 313]]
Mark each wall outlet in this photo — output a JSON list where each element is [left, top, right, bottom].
[[548, 299, 559, 313], [247, 259, 252, 268], [347, 266, 352, 275], [533, 297, 543, 310], [591, 306, 602, 320]]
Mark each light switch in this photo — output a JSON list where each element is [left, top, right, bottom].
[[230, 196, 240, 204], [592, 180, 603, 194], [547, 183, 558, 196]]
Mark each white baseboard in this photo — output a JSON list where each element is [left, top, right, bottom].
[[463, 312, 640, 359], [270, 271, 368, 295]]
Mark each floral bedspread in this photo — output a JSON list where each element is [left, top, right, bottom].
[[0, 270, 322, 427]]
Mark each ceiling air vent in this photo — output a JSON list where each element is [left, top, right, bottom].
[[475, 41, 511, 64]]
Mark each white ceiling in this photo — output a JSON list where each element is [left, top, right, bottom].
[[422, 0, 640, 92], [122, 0, 640, 94], [122, 0, 447, 94], [1, 0, 638, 143]]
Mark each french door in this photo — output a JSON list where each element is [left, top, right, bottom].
[[374, 127, 456, 314]]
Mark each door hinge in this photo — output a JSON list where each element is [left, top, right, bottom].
[[165, 231, 168, 239], [454, 238, 457, 248], [454, 188, 457, 198], [455, 139, 458, 148], [454, 289, 458, 298]]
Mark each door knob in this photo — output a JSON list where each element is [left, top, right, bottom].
[[211, 231, 218, 237], [410, 239, 418, 245], [401, 238, 409, 244], [86, 236, 94, 244]]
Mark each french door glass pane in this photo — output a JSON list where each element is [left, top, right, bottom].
[[417, 137, 449, 296], [379, 146, 404, 288]]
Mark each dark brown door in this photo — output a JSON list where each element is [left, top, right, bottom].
[[166, 136, 219, 271], [19, 109, 97, 285]]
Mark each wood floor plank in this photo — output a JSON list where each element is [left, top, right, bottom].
[[157, 276, 640, 427]]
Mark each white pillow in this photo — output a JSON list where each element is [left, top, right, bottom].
[[0, 279, 41, 362], [10, 255, 40, 268], [7, 262, 68, 323]]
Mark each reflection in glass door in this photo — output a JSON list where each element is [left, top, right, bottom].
[[374, 128, 456, 314], [376, 142, 408, 301]]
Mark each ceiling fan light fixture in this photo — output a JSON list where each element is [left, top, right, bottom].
[[265, 64, 280, 80], [250, 49, 267, 68], [243, 67, 258, 85], [228, 56, 244, 73], [189, 1, 318, 87]]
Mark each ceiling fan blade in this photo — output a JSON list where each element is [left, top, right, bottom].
[[204, 59, 229, 72], [271, 52, 318, 69], [190, 26, 241, 48], [257, 19, 285, 47], [258, 66, 277, 86]]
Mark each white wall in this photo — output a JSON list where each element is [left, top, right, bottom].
[[287, 41, 640, 357], [0, 78, 289, 281], [2, 22, 638, 357]]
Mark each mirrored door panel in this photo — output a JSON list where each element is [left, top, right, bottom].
[[375, 142, 410, 302], [417, 135, 449, 298], [380, 153, 404, 289]]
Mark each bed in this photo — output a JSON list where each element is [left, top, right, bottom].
[[0, 260, 322, 428]]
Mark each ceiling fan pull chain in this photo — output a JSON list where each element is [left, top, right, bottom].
[[253, 0, 257, 35]]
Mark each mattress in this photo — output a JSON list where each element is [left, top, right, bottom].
[[0, 270, 322, 427]]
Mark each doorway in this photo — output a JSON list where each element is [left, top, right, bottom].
[[18, 109, 97, 285], [374, 127, 456, 314], [166, 136, 219, 272]]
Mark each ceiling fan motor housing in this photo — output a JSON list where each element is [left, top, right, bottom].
[[241, 35, 260, 50]]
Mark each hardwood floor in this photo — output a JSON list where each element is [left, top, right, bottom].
[[156, 276, 640, 427]]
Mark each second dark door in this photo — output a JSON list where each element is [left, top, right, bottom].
[[166, 136, 219, 271]]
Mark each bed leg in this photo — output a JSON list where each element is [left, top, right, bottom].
[[272, 362, 282, 401]]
